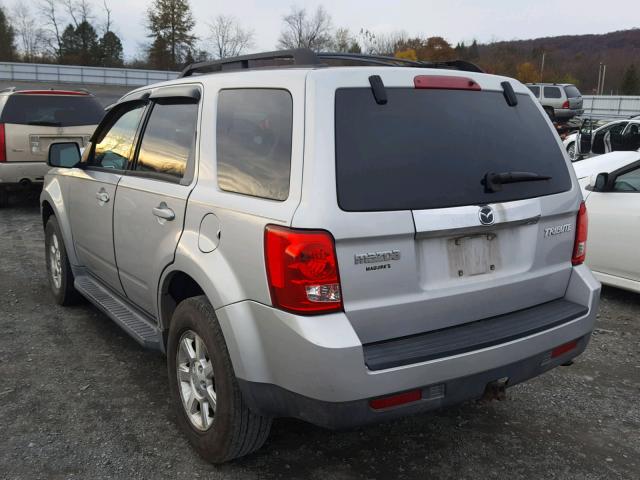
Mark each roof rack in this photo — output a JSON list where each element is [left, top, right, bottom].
[[179, 48, 484, 78]]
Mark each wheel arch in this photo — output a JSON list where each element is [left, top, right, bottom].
[[40, 181, 79, 266]]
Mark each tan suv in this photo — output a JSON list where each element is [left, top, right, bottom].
[[0, 88, 104, 206]]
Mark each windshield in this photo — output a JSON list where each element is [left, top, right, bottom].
[[0, 94, 104, 126], [335, 88, 572, 211]]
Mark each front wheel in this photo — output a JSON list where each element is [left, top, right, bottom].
[[167, 296, 272, 463], [45, 216, 79, 305]]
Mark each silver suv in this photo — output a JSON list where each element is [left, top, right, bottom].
[[41, 50, 601, 463], [526, 83, 584, 121]]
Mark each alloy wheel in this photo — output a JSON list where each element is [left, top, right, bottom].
[[177, 330, 217, 431], [48, 233, 62, 290]]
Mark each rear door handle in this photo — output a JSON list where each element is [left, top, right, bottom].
[[152, 202, 175, 221], [96, 191, 110, 203]]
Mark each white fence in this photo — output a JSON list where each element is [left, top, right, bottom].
[[582, 95, 640, 117], [0, 62, 179, 87]]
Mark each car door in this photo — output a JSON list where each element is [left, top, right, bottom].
[[68, 101, 147, 293], [113, 87, 200, 316], [620, 122, 640, 151], [586, 163, 640, 282]]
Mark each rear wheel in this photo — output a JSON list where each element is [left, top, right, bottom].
[[544, 107, 556, 121], [167, 296, 272, 463], [45, 216, 79, 305]]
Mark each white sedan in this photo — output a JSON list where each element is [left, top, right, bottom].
[[573, 151, 640, 292]]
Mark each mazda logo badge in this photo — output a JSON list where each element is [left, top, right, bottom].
[[478, 206, 495, 226]]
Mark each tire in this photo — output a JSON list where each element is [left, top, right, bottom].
[[0, 188, 8, 208], [544, 107, 556, 121], [167, 296, 272, 463], [45, 216, 79, 305], [567, 142, 577, 161]]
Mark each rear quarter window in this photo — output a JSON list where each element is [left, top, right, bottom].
[[564, 85, 581, 98], [527, 85, 540, 97], [216, 89, 293, 201], [0, 94, 104, 126], [335, 88, 572, 212]]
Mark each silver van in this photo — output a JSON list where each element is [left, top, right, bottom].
[[40, 50, 600, 463]]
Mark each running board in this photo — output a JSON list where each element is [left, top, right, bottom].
[[74, 274, 163, 351]]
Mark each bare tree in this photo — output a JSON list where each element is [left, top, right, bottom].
[[358, 29, 407, 56], [206, 15, 254, 59], [102, 0, 112, 33], [277, 5, 333, 52], [38, 0, 63, 57], [11, 3, 46, 61], [63, 0, 92, 28]]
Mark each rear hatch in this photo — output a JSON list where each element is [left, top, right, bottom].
[[0, 92, 104, 163], [297, 71, 579, 345], [564, 85, 583, 111]]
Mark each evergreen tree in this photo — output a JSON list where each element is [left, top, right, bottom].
[[146, 0, 196, 69], [468, 39, 480, 60], [59, 24, 80, 64], [621, 65, 639, 95], [0, 6, 17, 61], [98, 31, 124, 67], [59, 21, 99, 66]]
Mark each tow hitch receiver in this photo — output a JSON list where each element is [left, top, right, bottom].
[[482, 377, 509, 401]]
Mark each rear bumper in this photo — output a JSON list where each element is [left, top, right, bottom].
[[217, 265, 600, 427], [554, 108, 584, 119], [0, 161, 49, 185], [237, 335, 590, 429]]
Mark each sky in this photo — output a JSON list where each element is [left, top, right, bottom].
[[60, 0, 640, 60]]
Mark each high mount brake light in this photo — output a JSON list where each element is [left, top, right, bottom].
[[264, 225, 343, 315], [414, 75, 481, 91], [572, 202, 588, 265]]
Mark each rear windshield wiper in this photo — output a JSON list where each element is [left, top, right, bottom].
[[27, 121, 62, 127], [483, 171, 552, 193]]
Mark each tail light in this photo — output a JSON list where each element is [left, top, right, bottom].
[[562, 100, 570, 109], [0, 123, 6, 162], [265, 225, 342, 315], [572, 202, 588, 265]]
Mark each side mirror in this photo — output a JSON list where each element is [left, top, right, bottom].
[[48, 142, 81, 168], [588, 172, 609, 191]]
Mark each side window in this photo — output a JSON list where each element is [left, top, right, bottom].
[[543, 86, 561, 99], [216, 89, 293, 201], [90, 103, 146, 170], [613, 166, 640, 192], [135, 100, 198, 182], [609, 122, 628, 135], [528, 86, 540, 97]]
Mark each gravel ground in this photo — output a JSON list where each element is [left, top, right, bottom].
[[1, 192, 638, 480]]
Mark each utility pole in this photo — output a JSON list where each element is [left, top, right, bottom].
[[596, 63, 607, 95], [540, 52, 546, 82]]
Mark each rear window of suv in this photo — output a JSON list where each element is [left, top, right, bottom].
[[0, 94, 104, 126], [335, 88, 572, 211], [564, 85, 581, 98]]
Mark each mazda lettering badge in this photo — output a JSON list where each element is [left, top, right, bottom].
[[478, 206, 495, 226]]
